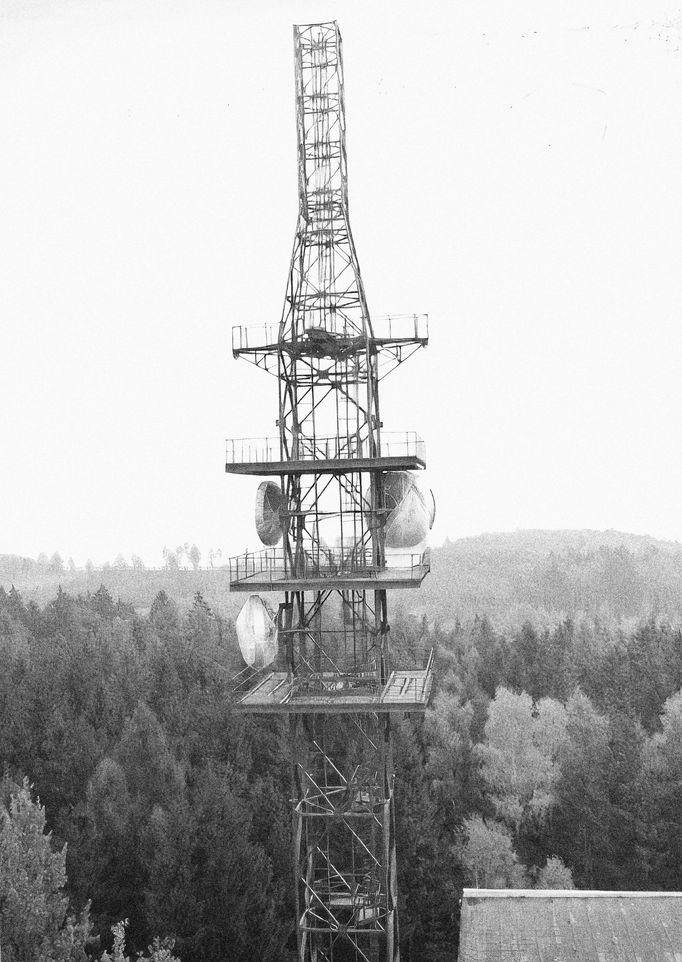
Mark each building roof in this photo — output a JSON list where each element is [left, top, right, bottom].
[[459, 889, 682, 962]]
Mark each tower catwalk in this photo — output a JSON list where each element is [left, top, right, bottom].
[[226, 21, 433, 962]]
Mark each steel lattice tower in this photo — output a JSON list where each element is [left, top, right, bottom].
[[226, 22, 432, 962]]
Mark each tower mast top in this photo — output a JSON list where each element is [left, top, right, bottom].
[[293, 22, 350, 222], [285, 20, 370, 344]]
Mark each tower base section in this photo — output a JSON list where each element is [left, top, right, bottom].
[[292, 714, 401, 962]]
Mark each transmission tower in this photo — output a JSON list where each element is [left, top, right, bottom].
[[226, 21, 433, 962]]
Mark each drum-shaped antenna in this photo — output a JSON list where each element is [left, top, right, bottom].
[[384, 471, 436, 549], [236, 594, 278, 669], [255, 480, 285, 546]]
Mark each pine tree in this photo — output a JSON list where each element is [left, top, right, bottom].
[[0, 777, 91, 961]]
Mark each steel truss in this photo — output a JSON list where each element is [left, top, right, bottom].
[[292, 715, 399, 962], [228, 21, 430, 962]]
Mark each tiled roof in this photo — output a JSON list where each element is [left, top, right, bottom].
[[459, 889, 682, 962]]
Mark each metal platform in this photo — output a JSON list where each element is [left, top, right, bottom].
[[228, 548, 430, 592], [225, 432, 426, 475], [235, 666, 434, 713], [232, 315, 428, 377], [226, 455, 425, 476], [232, 314, 429, 359]]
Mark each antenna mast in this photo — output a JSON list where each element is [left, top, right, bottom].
[[227, 21, 433, 962]]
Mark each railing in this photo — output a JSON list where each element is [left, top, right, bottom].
[[232, 324, 279, 354], [388, 645, 434, 672], [231, 314, 428, 354], [225, 437, 280, 464], [225, 431, 425, 465], [371, 313, 428, 342], [229, 547, 430, 585], [291, 671, 382, 699]]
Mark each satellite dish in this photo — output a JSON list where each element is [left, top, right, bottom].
[[255, 480, 285, 546], [236, 595, 278, 669], [384, 472, 436, 549]]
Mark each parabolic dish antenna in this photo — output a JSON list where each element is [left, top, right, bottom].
[[384, 471, 436, 549], [255, 480, 285, 546], [235, 594, 278, 669]]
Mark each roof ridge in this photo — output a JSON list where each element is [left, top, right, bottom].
[[462, 889, 682, 899]]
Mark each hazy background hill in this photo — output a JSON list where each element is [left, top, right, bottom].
[[4, 528, 682, 630], [396, 528, 682, 630]]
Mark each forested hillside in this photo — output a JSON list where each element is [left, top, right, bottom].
[[4, 528, 682, 629], [1, 578, 682, 961], [405, 528, 682, 629]]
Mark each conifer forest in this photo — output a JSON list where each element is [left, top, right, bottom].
[[2, 534, 682, 960]]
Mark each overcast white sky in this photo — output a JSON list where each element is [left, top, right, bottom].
[[2, 0, 682, 564]]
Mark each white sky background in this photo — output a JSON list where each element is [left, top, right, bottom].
[[1, 0, 682, 565]]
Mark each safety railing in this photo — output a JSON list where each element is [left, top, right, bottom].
[[232, 324, 279, 354], [225, 437, 280, 464], [387, 646, 435, 672], [370, 313, 429, 342], [229, 547, 430, 586], [225, 431, 425, 465], [306, 875, 386, 925]]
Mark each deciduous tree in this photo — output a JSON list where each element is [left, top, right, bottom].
[[536, 856, 574, 889], [476, 687, 567, 833], [458, 816, 527, 888]]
